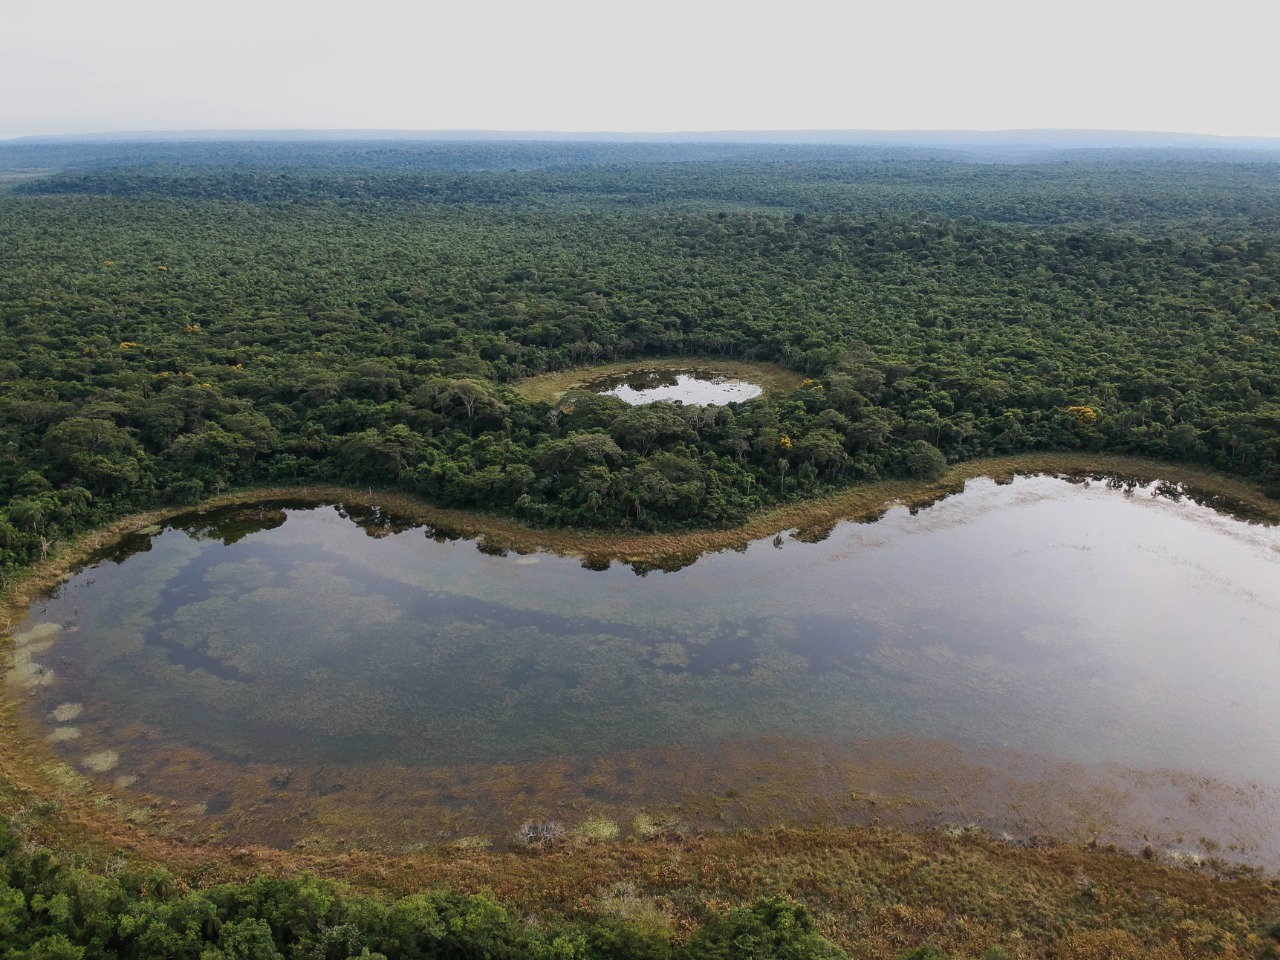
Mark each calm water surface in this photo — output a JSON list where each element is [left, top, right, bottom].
[[7, 475, 1280, 856], [591, 370, 763, 404]]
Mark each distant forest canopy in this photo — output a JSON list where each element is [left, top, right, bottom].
[[0, 141, 1278, 574], [6, 139, 1280, 227]]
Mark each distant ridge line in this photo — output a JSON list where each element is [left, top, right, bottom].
[[6, 128, 1280, 150]]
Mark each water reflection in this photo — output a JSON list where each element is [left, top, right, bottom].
[[589, 370, 763, 405], [6, 475, 1280, 860]]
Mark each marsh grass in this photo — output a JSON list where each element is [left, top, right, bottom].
[[0, 767, 1276, 959], [574, 814, 621, 842], [450, 835, 493, 851]]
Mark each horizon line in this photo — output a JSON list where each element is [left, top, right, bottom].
[[6, 126, 1280, 147]]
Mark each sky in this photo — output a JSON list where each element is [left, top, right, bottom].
[[3, 0, 1277, 140]]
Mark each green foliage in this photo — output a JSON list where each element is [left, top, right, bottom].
[[685, 897, 847, 960], [900, 441, 949, 481], [0, 818, 840, 960], [0, 142, 1278, 576]]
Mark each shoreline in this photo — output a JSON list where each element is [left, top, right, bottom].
[[512, 357, 808, 402], [0, 451, 1277, 894], [3, 452, 1276, 612]]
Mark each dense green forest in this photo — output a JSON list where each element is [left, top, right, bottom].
[[1, 141, 1278, 577], [0, 812, 866, 960]]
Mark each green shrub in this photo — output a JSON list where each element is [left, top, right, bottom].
[[684, 897, 847, 960]]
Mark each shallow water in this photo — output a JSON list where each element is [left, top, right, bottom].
[[590, 369, 763, 404], [7, 475, 1280, 859]]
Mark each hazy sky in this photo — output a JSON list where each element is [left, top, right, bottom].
[[3, 0, 1276, 139]]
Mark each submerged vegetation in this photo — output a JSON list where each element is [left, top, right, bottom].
[[7, 473, 1280, 864], [2, 467, 1278, 956]]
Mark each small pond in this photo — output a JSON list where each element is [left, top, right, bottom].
[[7, 475, 1280, 859], [589, 369, 763, 405]]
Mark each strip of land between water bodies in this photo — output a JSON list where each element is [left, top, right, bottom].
[[6, 452, 1271, 597]]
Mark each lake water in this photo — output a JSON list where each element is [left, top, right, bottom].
[[7, 475, 1280, 860], [590, 370, 763, 404]]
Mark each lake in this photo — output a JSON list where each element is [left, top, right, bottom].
[[589, 369, 763, 405], [7, 474, 1280, 860]]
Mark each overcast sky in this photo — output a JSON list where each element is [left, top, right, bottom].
[[3, 0, 1276, 139]]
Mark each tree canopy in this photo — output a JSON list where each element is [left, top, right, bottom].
[[1, 141, 1277, 574]]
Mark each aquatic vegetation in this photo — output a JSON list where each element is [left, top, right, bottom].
[[574, 814, 620, 842], [83, 749, 120, 773], [5, 623, 62, 691], [39, 762, 89, 792], [1165, 849, 1209, 870], [654, 643, 690, 670], [5, 475, 1279, 866], [7, 649, 54, 689], [51, 702, 81, 722], [633, 812, 685, 839], [450, 835, 492, 851], [47, 726, 80, 742], [13, 622, 60, 647]]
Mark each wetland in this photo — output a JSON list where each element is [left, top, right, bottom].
[[6, 471, 1280, 862], [588, 369, 763, 405], [513, 358, 806, 403]]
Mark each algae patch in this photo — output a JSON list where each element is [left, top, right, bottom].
[[84, 750, 120, 773], [52, 703, 83, 722], [14, 622, 61, 648]]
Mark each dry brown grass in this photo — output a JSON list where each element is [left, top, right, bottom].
[[5, 804, 1277, 959]]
